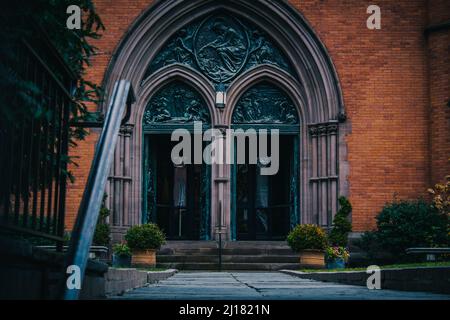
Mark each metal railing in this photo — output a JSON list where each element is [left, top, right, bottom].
[[63, 80, 135, 300], [0, 26, 76, 249]]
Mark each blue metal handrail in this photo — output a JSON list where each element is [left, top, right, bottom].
[[62, 80, 134, 300]]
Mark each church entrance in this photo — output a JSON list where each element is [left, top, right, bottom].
[[144, 134, 211, 240], [234, 135, 297, 241], [103, 2, 344, 243]]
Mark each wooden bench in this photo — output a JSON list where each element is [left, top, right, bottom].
[[406, 247, 450, 261]]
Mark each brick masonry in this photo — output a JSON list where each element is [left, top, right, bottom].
[[66, 0, 450, 232]]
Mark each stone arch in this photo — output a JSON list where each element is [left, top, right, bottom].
[[102, 0, 347, 239], [225, 65, 307, 125], [101, 0, 344, 122], [136, 64, 217, 126]]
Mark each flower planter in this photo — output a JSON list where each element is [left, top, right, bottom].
[[132, 249, 156, 267], [112, 254, 132, 268], [299, 250, 325, 268], [326, 258, 346, 270]]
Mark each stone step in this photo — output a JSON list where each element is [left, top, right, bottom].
[[156, 254, 299, 263], [156, 241, 299, 270], [156, 262, 300, 271], [158, 248, 296, 256]]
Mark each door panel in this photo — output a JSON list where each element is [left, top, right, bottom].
[[145, 135, 206, 240], [236, 135, 294, 240]]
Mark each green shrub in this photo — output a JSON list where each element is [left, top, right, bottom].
[[125, 223, 166, 251], [363, 200, 448, 258], [93, 223, 110, 246], [356, 231, 382, 260], [325, 246, 350, 262], [92, 194, 111, 246], [113, 243, 131, 257], [329, 196, 352, 247], [287, 224, 328, 252]]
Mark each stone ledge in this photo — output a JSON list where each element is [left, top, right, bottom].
[[147, 269, 178, 283], [280, 267, 450, 294], [105, 268, 177, 297]]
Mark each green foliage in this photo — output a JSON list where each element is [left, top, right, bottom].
[[328, 196, 352, 247], [93, 223, 110, 247], [125, 223, 166, 251], [287, 224, 328, 252], [428, 165, 450, 217], [0, 1, 104, 183], [92, 194, 110, 246], [325, 246, 350, 262], [113, 243, 131, 257], [356, 231, 381, 260], [361, 200, 449, 259]]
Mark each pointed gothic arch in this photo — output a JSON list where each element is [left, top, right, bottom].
[[102, 0, 348, 240]]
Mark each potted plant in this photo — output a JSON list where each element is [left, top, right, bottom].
[[112, 243, 132, 268], [124, 223, 166, 267], [325, 246, 350, 269], [287, 224, 328, 268]]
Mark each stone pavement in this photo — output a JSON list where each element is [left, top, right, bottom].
[[112, 271, 450, 300]]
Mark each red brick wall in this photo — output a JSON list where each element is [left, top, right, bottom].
[[65, 0, 153, 227], [427, 0, 450, 186], [66, 0, 445, 232], [291, 0, 431, 231]]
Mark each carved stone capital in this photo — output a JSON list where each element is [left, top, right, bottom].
[[309, 125, 319, 137], [318, 125, 328, 136], [120, 123, 134, 135], [327, 123, 338, 135]]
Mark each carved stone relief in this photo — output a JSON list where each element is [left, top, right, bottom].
[[232, 83, 298, 124], [143, 81, 210, 124], [144, 14, 294, 84]]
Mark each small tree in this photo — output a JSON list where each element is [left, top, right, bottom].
[[328, 196, 352, 247], [428, 164, 450, 245], [93, 194, 111, 246], [428, 161, 450, 218]]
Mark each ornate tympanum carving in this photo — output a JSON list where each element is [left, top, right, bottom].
[[145, 14, 294, 84], [143, 81, 210, 124], [232, 83, 298, 124]]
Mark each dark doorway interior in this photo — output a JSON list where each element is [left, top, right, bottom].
[[147, 135, 204, 240], [236, 135, 293, 240]]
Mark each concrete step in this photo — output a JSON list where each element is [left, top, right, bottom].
[[157, 254, 299, 263], [156, 241, 299, 270], [158, 248, 296, 255], [156, 262, 300, 271]]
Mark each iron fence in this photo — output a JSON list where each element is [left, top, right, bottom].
[[0, 25, 76, 249]]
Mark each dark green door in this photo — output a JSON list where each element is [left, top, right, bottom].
[[143, 134, 210, 240], [235, 135, 295, 240]]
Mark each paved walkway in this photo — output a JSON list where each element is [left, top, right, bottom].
[[113, 271, 450, 300]]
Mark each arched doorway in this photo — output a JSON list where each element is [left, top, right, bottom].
[[142, 81, 212, 240], [230, 82, 300, 240], [101, 0, 347, 242]]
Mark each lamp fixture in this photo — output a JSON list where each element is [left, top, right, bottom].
[[215, 83, 226, 108]]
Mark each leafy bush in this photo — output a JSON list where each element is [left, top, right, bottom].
[[325, 246, 350, 262], [287, 224, 328, 252], [125, 223, 166, 251], [328, 196, 352, 247], [356, 231, 382, 260], [113, 243, 131, 257], [362, 200, 448, 258], [93, 223, 110, 247], [1, 1, 104, 186], [92, 194, 110, 246], [428, 165, 450, 217]]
